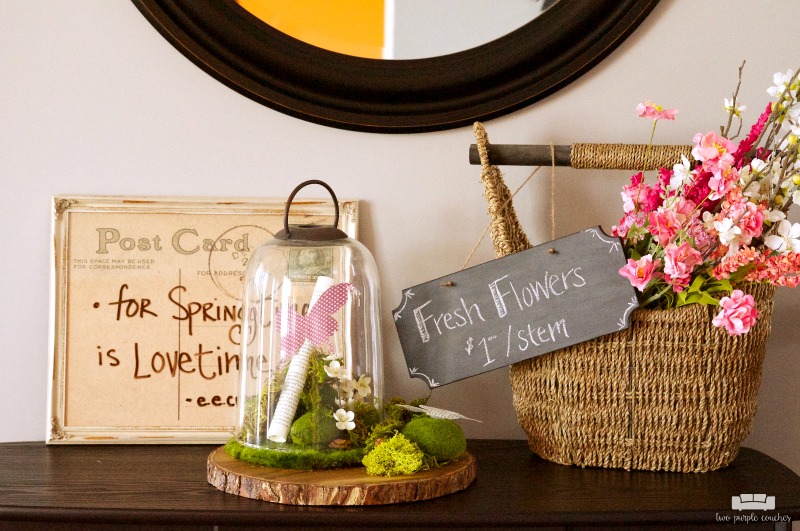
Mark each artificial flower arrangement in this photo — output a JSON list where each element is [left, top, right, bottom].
[[227, 342, 473, 476], [614, 65, 800, 335]]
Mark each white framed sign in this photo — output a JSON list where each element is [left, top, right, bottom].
[[47, 195, 357, 444]]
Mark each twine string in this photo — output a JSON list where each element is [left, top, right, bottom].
[[550, 142, 556, 242], [461, 143, 557, 270]]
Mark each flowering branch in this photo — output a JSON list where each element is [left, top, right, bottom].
[[613, 66, 800, 335]]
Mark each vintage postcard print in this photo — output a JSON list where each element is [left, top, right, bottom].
[[48, 195, 357, 443]]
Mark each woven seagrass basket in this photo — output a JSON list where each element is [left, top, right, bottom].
[[474, 123, 775, 473]]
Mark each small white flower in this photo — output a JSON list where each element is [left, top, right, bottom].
[[794, 190, 800, 204], [765, 209, 787, 224], [333, 408, 355, 431], [702, 211, 716, 230], [779, 132, 798, 151], [737, 165, 752, 186], [724, 97, 746, 117], [352, 374, 372, 398], [742, 179, 764, 202], [324, 360, 349, 380], [670, 155, 693, 190], [336, 381, 354, 397], [750, 158, 768, 175], [714, 218, 743, 246], [335, 396, 354, 408], [764, 220, 800, 254], [323, 351, 343, 361], [767, 70, 797, 99]]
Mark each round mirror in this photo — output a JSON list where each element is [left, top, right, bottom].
[[236, 0, 559, 60], [132, 0, 659, 133]]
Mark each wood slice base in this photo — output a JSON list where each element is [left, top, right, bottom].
[[207, 446, 477, 505]]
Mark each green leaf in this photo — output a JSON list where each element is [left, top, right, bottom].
[[674, 274, 731, 307]]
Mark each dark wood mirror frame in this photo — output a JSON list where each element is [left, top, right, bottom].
[[132, 0, 660, 133]]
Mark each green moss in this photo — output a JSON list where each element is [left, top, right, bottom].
[[347, 401, 381, 445], [401, 417, 466, 462], [225, 438, 364, 470], [231, 394, 461, 474], [362, 432, 424, 476], [298, 352, 332, 416], [289, 411, 341, 446]]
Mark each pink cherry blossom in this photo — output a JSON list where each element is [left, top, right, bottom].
[[619, 255, 661, 291], [663, 242, 703, 291], [691, 131, 736, 176], [672, 197, 697, 219], [621, 180, 640, 213], [637, 101, 678, 121], [712, 290, 758, 336], [731, 201, 766, 243], [707, 167, 739, 200], [647, 208, 682, 244], [621, 172, 662, 214]]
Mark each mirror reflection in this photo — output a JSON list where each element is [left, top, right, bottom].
[[236, 0, 559, 59]]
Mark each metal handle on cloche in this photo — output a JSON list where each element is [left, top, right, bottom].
[[277, 179, 346, 241]]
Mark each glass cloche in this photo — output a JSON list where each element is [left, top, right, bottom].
[[233, 180, 383, 468]]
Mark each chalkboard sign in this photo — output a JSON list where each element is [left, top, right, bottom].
[[393, 227, 638, 388]]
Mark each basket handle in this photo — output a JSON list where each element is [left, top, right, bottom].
[[474, 123, 532, 259], [469, 142, 692, 170]]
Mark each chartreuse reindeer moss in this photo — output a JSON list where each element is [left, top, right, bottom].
[[361, 432, 424, 476]]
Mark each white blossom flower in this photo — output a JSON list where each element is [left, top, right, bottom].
[[670, 155, 693, 190], [714, 218, 743, 246], [794, 189, 800, 204], [323, 351, 343, 361], [750, 158, 768, 175], [765, 209, 787, 224], [764, 220, 800, 254], [333, 408, 355, 431], [339, 377, 354, 394], [742, 180, 764, 202], [778, 130, 798, 151], [324, 360, 349, 380], [763, 160, 783, 186], [702, 211, 716, 230], [335, 395, 354, 408], [352, 374, 372, 398], [788, 107, 800, 127], [767, 70, 797, 99], [724, 97, 746, 116]]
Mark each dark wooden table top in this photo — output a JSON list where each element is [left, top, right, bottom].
[[0, 440, 798, 529]]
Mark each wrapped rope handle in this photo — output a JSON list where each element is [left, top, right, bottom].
[[470, 124, 692, 171], [474, 122, 532, 258]]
